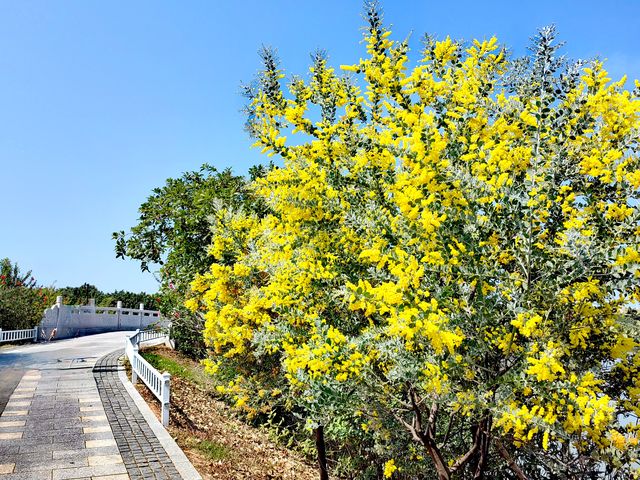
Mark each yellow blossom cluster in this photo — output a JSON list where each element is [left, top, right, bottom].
[[187, 14, 640, 477]]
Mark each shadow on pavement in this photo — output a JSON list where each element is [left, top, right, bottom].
[[0, 368, 24, 415]]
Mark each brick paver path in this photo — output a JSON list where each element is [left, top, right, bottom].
[[0, 365, 129, 479], [0, 348, 186, 480], [93, 351, 181, 480]]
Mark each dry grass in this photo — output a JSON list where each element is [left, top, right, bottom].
[[133, 346, 318, 480]]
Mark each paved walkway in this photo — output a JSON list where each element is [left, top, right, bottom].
[[93, 352, 181, 480], [0, 364, 128, 479], [0, 334, 199, 480]]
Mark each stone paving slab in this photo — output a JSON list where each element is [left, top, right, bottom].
[[0, 367, 128, 480]]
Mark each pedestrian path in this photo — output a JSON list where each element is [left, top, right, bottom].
[[0, 343, 200, 480], [0, 366, 128, 479], [93, 352, 182, 480]]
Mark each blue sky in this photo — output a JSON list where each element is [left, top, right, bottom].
[[1, 1, 639, 294]]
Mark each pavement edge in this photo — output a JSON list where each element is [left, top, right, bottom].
[[116, 360, 203, 480]]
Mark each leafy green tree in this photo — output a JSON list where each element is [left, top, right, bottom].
[[0, 258, 53, 331], [114, 163, 271, 357], [57, 283, 160, 309], [57, 283, 103, 306], [102, 290, 160, 309], [113, 164, 269, 292]]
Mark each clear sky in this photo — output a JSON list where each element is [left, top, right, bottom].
[[1, 1, 639, 294]]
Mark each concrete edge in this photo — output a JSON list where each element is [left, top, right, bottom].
[[117, 360, 203, 480]]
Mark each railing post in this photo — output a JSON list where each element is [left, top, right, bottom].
[[55, 296, 62, 333], [139, 303, 144, 329], [32, 326, 39, 343], [117, 301, 122, 329], [131, 341, 139, 384], [161, 372, 171, 427]]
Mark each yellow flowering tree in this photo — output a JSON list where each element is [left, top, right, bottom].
[[191, 4, 640, 478]]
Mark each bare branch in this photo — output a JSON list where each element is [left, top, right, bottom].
[[439, 412, 455, 448], [496, 439, 529, 480], [391, 410, 424, 444], [450, 442, 479, 473], [428, 401, 439, 438]]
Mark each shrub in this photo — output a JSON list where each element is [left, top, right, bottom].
[[0, 258, 53, 331]]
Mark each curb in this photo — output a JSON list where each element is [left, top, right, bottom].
[[117, 359, 203, 480]]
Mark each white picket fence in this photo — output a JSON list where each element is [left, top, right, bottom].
[[0, 327, 38, 343], [125, 329, 171, 426]]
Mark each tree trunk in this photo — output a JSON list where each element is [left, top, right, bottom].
[[315, 425, 329, 480], [471, 417, 492, 479]]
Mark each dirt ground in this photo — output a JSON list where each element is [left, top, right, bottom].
[[133, 346, 318, 480]]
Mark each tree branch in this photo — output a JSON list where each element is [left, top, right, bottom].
[[496, 439, 528, 480], [404, 386, 451, 480], [439, 412, 455, 449], [450, 442, 479, 473]]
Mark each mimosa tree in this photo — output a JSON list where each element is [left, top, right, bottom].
[[190, 4, 640, 478]]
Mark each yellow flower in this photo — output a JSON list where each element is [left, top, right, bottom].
[[511, 313, 542, 337], [519, 110, 537, 128], [542, 430, 550, 451], [526, 349, 565, 382], [383, 459, 397, 478], [184, 298, 199, 312], [609, 430, 626, 450]]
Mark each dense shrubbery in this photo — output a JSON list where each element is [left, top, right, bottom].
[[110, 3, 640, 478], [186, 5, 640, 480], [0, 258, 54, 331]]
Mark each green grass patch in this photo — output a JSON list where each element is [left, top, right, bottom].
[[140, 351, 198, 383], [195, 439, 230, 460]]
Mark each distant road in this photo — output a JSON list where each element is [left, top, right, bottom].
[[0, 331, 135, 414]]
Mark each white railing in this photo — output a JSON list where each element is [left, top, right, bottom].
[[125, 329, 171, 426], [71, 304, 162, 322], [0, 327, 38, 343], [136, 329, 167, 344], [41, 297, 165, 341]]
